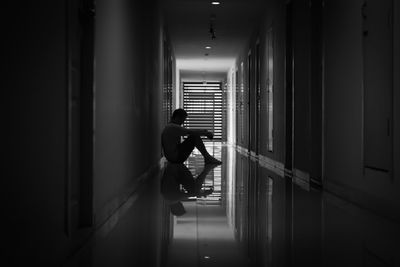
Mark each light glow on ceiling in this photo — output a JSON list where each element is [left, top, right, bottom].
[[205, 46, 212, 49], [211, 1, 220, 5], [176, 58, 235, 72]]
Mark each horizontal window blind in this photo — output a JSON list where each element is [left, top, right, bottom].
[[183, 82, 223, 140]]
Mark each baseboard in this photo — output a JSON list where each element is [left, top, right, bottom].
[[324, 179, 400, 223], [233, 143, 400, 223], [94, 166, 158, 230], [234, 144, 285, 177], [64, 158, 165, 266], [233, 145, 322, 190]]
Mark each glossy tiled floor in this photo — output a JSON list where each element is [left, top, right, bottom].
[[66, 143, 400, 267]]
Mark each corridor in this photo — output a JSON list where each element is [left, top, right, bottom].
[[64, 143, 400, 267], [4, 0, 400, 266]]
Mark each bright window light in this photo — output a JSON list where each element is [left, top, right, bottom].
[[176, 58, 235, 72]]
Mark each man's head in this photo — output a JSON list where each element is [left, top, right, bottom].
[[171, 108, 187, 125]]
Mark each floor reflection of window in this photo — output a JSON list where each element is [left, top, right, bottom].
[[226, 146, 236, 228], [267, 176, 273, 264], [185, 142, 223, 204]]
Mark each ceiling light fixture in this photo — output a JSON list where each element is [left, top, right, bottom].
[[209, 14, 217, 39], [205, 46, 212, 49], [211, 1, 220, 5]]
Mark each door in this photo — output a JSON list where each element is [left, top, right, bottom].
[[285, 1, 294, 171], [163, 40, 173, 125], [66, 0, 95, 235], [238, 62, 245, 147], [310, 0, 323, 183], [255, 41, 261, 155], [266, 27, 274, 153], [363, 0, 393, 175], [248, 50, 254, 152]]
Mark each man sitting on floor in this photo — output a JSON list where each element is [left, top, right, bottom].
[[161, 108, 222, 164]]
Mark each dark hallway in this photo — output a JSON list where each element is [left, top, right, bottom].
[[4, 0, 400, 266]]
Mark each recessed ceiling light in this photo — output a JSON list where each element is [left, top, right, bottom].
[[205, 46, 212, 49], [204, 256, 211, 259], [211, 1, 220, 5]]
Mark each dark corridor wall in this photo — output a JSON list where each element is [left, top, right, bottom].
[[5, 1, 71, 264], [94, 0, 164, 228], [234, 0, 400, 221], [4, 0, 168, 265]]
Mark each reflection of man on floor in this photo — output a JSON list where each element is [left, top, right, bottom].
[[161, 108, 222, 164], [161, 162, 217, 216]]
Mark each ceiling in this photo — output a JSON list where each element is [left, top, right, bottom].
[[163, 0, 268, 79]]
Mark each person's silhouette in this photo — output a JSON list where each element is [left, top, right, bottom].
[[161, 108, 222, 164], [161, 162, 217, 216]]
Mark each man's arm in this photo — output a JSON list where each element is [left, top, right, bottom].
[[186, 129, 213, 139], [174, 124, 213, 139]]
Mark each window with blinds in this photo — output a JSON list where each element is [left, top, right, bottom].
[[183, 82, 223, 140]]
